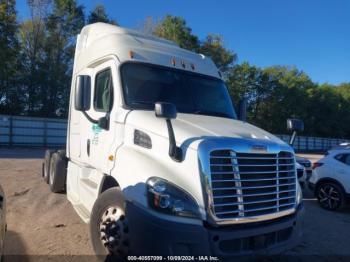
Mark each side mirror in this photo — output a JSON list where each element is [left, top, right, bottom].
[[55, 108, 64, 117], [155, 102, 177, 119], [75, 75, 91, 111], [98, 116, 109, 130], [287, 118, 304, 146], [238, 99, 247, 121], [154, 102, 182, 162], [287, 119, 304, 132]]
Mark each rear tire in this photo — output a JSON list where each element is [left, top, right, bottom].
[[90, 188, 130, 261], [43, 150, 53, 184], [49, 153, 66, 193], [316, 182, 344, 211]]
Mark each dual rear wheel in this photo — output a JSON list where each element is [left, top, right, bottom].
[[42, 151, 129, 260], [42, 150, 66, 193], [43, 150, 53, 184]]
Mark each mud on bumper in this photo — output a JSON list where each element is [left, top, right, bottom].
[[126, 202, 304, 257]]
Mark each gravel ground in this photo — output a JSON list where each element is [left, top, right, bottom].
[[0, 149, 350, 259]]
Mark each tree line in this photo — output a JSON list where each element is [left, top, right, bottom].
[[0, 0, 349, 138]]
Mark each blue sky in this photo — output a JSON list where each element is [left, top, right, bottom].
[[16, 0, 350, 85]]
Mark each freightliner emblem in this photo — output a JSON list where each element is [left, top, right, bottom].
[[251, 145, 268, 152]]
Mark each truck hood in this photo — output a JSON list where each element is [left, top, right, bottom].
[[125, 110, 287, 150]]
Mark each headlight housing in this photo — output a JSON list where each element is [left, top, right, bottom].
[[147, 177, 200, 219]]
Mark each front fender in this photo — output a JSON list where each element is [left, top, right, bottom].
[[110, 142, 206, 219]]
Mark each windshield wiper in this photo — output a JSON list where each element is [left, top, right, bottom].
[[130, 101, 154, 108], [193, 110, 231, 118]]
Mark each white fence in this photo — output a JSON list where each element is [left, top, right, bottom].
[[276, 135, 349, 152], [0, 115, 348, 152]]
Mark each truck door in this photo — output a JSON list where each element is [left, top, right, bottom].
[[75, 60, 123, 212], [67, 68, 93, 205], [85, 61, 118, 174]]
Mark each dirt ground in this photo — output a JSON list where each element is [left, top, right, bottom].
[[0, 149, 350, 258], [0, 149, 94, 256]]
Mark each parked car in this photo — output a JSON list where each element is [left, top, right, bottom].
[[325, 143, 350, 155], [296, 162, 306, 187], [329, 143, 350, 151], [309, 149, 350, 210], [296, 156, 312, 180], [0, 185, 6, 258]]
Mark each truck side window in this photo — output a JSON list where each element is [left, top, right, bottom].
[[94, 68, 113, 112]]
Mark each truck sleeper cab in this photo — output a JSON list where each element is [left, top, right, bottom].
[[43, 23, 303, 259]]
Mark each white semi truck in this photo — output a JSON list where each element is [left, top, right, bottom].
[[43, 23, 304, 259]]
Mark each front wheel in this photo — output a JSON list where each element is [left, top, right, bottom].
[[316, 182, 344, 211], [90, 188, 130, 260]]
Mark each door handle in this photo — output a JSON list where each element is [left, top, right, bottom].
[[87, 139, 90, 156]]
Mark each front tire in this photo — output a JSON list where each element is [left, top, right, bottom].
[[90, 188, 130, 261], [316, 182, 344, 211]]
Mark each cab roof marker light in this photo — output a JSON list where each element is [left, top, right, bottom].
[[171, 58, 176, 66], [190, 63, 195, 70], [128, 50, 134, 58]]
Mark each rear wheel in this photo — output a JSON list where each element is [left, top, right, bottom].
[[90, 188, 130, 261], [49, 153, 66, 193], [316, 182, 344, 211], [43, 150, 53, 184]]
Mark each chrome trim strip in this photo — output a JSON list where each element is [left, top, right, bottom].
[[211, 156, 294, 160], [214, 195, 295, 207], [231, 151, 244, 217], [216, 203, 294, 215], [211, 163, 295, 167], [211, 176, 295, 182], [212, 182, 295, 190], [211, 169, 294, 174], [213, 189, 296, 199]]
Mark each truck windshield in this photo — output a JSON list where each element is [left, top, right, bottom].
[[121, 63, 237, 119]]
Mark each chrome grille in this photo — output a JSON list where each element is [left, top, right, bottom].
[[210, 150, 296, 219]]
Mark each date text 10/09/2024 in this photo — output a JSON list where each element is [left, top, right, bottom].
[[127, 256, 220, 261]]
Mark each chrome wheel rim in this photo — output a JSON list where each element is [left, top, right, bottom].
[[44, 165, 48, 179], [49, 160, 54, 185], [318, 185, 341, 209], [99, 206, 129, 255]]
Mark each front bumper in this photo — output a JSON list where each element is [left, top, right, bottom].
[[306, 169, 312, 180], [126, 202, 304, 257], [308, 182, 315, 192]]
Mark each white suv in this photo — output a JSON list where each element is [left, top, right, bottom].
[[309, 149, 350, 210]]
